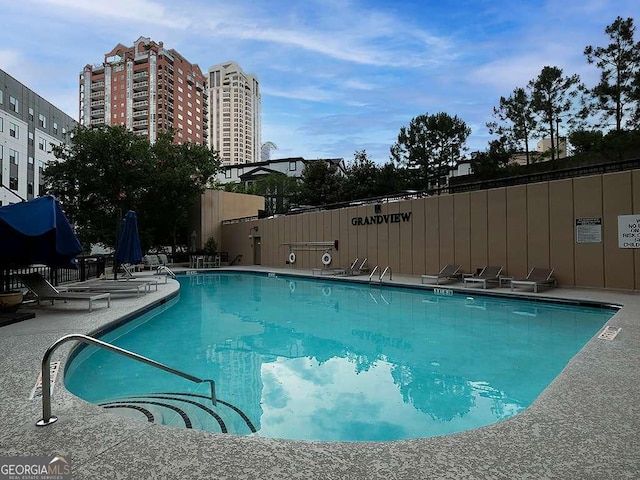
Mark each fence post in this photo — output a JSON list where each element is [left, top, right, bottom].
[[79, 257, 86, 282]]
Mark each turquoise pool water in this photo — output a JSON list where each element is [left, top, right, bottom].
[[65, 272, 614, 441]]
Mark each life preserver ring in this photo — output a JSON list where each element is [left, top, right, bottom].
[[321, 252, 332, 265], [288, 252, 296, 264], [322, 286, 331, 297], [289, 282, 296, 292]]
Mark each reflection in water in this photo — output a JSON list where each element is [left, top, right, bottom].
[[65, 273, 613, 441]]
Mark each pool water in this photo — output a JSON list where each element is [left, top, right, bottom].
[[65, 272, 614, 441]]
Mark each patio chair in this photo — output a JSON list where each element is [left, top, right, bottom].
[[63, 280, 148, 296], [511, 268, 556, 293], [17, 273, 110, 312], [141, 254, 160, 270], [120, 264, 163, 288], [421, 264, 462, 285], [463, 265, 503, 289]]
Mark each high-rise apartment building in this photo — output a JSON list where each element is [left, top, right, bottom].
[[208, 62, 261, 165], [79, 36, 208, 145], [0, 69, 76, 205]]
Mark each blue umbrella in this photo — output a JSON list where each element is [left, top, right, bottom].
[[115, 211, 143, 267], [0, 195, 83, 291]]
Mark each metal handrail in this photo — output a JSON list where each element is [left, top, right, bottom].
[[380, 266, 393, 282], [156, 265, 176, 277], [36, 334, 216, 426], [368, 265, 379, 282]]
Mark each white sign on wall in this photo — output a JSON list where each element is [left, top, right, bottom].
[[576, 217, 602, 244], [618, 214, 640, 248]]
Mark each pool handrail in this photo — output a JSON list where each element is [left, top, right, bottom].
[[36, 333, 217, 427]]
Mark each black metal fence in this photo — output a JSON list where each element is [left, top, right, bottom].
[[4, 256, 107, 291]]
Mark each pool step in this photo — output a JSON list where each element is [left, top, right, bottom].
[[99, 392, 257, 434]]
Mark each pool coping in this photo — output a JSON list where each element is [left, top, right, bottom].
[[0, 266, 638, 479]]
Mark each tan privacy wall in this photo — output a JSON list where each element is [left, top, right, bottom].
[[192, 190, 265, 251], [221, 170, 640, 290]]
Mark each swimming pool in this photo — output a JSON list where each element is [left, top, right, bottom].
[[65, 272, 615, 441]]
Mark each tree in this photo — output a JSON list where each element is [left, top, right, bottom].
[[390, 112, 471, 190], [487, 87, 537, 165], [45, 126, 220, 252], [293, 160, 344, 207], [584, 16, 640, 131], [46, 125, 153, 250], [142, 131, 221, 252], [340, 150, 407, 201], [244, 173, 299, 215], [529, 66, 584, 161], [469, 140, 512, 179]]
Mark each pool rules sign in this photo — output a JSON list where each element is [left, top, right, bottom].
[[618, 215, 640, 248]]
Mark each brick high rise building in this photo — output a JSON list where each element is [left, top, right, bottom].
[[79, 36, 208, 145]]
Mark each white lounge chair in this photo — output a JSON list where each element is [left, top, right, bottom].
[[463, 266, 503, 289], [421, 264, 462, 285], [17, 273, 110, 312], [511, 268, 556, 293]]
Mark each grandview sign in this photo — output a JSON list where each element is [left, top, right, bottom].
[[351, 212, 412, 226]]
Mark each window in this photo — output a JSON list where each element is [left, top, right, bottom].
[[0, 145, 2, 160], [10, 175, 18, 190], [27, 183, 34, 195], [9, 95, 18, 113], [53, 122, 58, 134], [29, 108, 34, 121], [38, 113, 46, 128], [9, 149, 18, 164], [0, 117, 3, 132], [28, 132, 34, 146], [39, 137, 46, 151], [28, 156, 34, 169], [289, 161, 297, 171], [0, 89, 3, 104], [9, 122, 18, 138], [224, 169, 231, 179]]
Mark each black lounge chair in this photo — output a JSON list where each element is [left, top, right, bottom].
[[463, 266, 503, 289], [511, 268, 556, 293], [17, 273, 111, 312], [421, 264, 462, 285]]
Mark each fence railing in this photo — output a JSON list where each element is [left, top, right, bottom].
[[4, 256, 107, 291]]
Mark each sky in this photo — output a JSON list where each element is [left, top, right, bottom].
[[1, 0, 638, 164]]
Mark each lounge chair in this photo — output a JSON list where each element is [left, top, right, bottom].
[[120, 264, 163, 287], [62, 280, 148, 296], [463, 266, 503, 289], [142, 254, 161, 270], [421, 264, 462, 285], [511, 268, 556, 293], [17, 273, 110, 312]]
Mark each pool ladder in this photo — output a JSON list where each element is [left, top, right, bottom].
[[35, 334, 217, 427], [369, 265, 392, 284]]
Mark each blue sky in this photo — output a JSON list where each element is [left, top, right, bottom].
[[1, 0, 638, 164]]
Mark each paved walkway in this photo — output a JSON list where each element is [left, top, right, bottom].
[[0, 267, 638, 479]]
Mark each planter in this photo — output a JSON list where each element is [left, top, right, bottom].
[[0, 291, 24, 313]]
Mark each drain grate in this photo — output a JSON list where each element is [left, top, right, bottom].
[[598, 326, 621, 341], [29, 361, 60, 400]]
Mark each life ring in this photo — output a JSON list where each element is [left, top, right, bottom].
[[322, 286, 331, 297], [288, 252, 296, 264], [321, 252, 332, 265], [289, 282, 296, 292]]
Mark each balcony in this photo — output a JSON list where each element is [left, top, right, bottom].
[[91, 100, 105, 107], [91, 109, 105, 117], [134, 129, 148, 136], [133, 81, 148, 91], [91, 81, 105, 90], [133, 71, 148, 80], [133, 110, 148, 118], [133, 91, 148, 99], [132, 119, 149, 128], [90, 91, 105, 98], [92, 118, 105, 125], [132, 100, 148, 110]]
